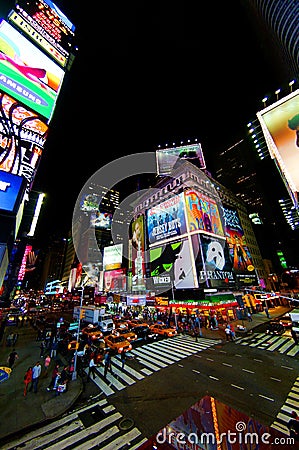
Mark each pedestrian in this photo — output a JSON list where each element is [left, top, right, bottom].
[[23, 366, 32, 397], [87, 357, 97, 380], [7, 348, 19, 369], [120, 348, 126, 370], [13, 333, 19, 345], [230, 324, 236, 341], [29, 361, 42, 393], [40, 341, 45, 358], [47, 363, 60, 391], [264, 306, 270, 319], [44, 354, 51, 376], [247, 312, 252, 322], [194, 326, 199, 342], [291, 328, 299, 345], [287, 410, 299, 441], [103, 350, 113, 378], [224, 325, 231, 341]]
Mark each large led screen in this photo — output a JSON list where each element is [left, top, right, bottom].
[[104, 269, 126, 292], [147, 193, 187, 245], [192, 234, 235, 288], [0, 171, 26, 214], [185, 189, 224, 235], [103, 244, 123, 271], [257, 90, 299, 203], [0, 92, 48, 192], [156, 143, 206, 175], [90, 211, 112, 229], [0, 19, 65, 120], [131, 215, 146, 291], [223, 205, 258, 286]]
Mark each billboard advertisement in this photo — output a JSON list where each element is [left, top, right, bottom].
[[131, 215, 146, 291], [104, 268, 126, 292], [0, 171, 26, 215], [13, 0, 75, 55], [90, 211, 112, 229], [0, 92, 48, 192], [0, 19, 65, 121], [103, 244, 123, 271], [149, 239, 197, 291], [156, 143, 206, 175], [192, 234, 235, 288], [257, 89, 299, 205], [185, 189, 224, 236], [147, 193, 187, 245], [80, 192, 101, 211], [223, 205, 257, 286]]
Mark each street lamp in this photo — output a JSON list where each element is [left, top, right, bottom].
[[72, 286, 84, 381]]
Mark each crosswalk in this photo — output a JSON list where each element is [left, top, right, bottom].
[[1, 336, 220, 450], [86, 335, 221, 396], [1, 397, 148, 450], [235, 332, 299, 357], [271, 376, 299, 437]]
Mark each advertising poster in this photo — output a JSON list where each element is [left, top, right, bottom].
[[257, 90, 299, 203], [185, 190, 224, 235], [0, 92, 48, 192], [104, 269, 126, 292], [147, 193, 187, 244], [0, 171, 26, 214], [156, 143, 206, 175], [223, 205, 257, 286], [103, 244, 123, 271], [192, 234, 235, 288], [149, 239, 196, 292], [90, 211, 112, 229], [131, 215, 146, 291], [0, 19, 65, 120]]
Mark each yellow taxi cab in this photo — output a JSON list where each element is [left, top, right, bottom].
[[113, 327, 137, 342], [127, 318, 149, 329], [104, 334, 132, 354], [149, 323, 178, 337], [81, 325, 103, 341]]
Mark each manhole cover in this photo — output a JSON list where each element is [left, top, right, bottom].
[[78, 406, 105, 427], [119, 417, 134, 431]]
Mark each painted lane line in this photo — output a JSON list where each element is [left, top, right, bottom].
[[235, 354, 242, 357], [192, 369, 201, 374], [222, 363, 232, 367], [209, 376, 219, 381], [270, 377, 281, 382], [254, 359, 263, 362], [281, 365, 293, 370], [242, 368, 255, 374], [206, 358, 214, 361], [219, 350, 226, 353], [194, 354, 202, 358], [178, 364, 184, 368], [259, 394, 274, 402], [231, 384, 244, 390]]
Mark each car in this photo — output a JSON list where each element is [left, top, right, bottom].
[[81, 325, 104, 341], [266, 320, 285, 335], [113, 318, 129, 329], [113, 327, 138, 342], [127, 318, 149, 329], [131, 325, 158, 342], [104, 334, 132, 354], [149, 323, 178, 337]]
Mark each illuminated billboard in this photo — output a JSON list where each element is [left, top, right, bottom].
[[0, 91, 48, 191], [192, 234, 235, 288], [131, 216, 146, 291], [103, 244, 123, 271], [156, 143, 206, 175], [104, 269, 126, 292], [257, 89, 299, 205], [14, 0, 75, 55], [0, 19, 65, 120], [80, 192, 101, 211], [0, 171, 26, 215], [185, 189, 224, 235], [90, 211, 112, 229], [147, 193, 187, 245]]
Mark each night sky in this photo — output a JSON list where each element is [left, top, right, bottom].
[[0, 1, 293, 246]]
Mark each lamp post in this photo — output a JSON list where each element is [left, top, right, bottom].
[[72, 286, 84, 381]]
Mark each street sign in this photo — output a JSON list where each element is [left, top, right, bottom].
[[69, 322, 79, 331]]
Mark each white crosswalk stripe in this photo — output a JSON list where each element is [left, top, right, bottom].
[[235, 332, 299, 356], [271, 376, 299, 437], [2, 399, 147, 450]]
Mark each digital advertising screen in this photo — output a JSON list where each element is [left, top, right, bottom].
[[104, 269, 126, 292], [80, 192, 101, 211], [192, 233, 235, 289], [223, 205, 257, 286], [14, 0, 75, 55], [131, 216, 146, 291], [0, 171, 26, 214], [0, 19, 65, 120], [185, 189, 224, 235], [90, 211, 112, 229], [156, 143, 206, 175], [147, 193, 187, 245], [257, 89, 299, 205], [0, 92, 48, 192], [103, 244, 123, 271]]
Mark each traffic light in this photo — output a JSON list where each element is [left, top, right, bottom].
[[80, 309, 85, 319]]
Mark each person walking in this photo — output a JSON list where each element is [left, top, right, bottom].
[[29, 361, 42, 393], [224, 325, 231, 341], [120, 348, 126, 370], [47, 363, 60, 391], [44, 354, 51, 376], [103, 350, 113, 378], [247, 312, 253, 322], [23, 366, 32, 397], [7, 348, 19, 369], [39, 341, 45, 358], [230, 324, 236, 341], [87, 357, 97, 380], [291, 328, 299, 345], [287, 410, 299, 441]]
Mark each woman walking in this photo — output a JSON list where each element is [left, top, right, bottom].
[[23, 366, 32, 397]]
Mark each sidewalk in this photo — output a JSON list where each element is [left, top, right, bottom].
[[0, 323, 83, 444], [0, 305, 291, 444]]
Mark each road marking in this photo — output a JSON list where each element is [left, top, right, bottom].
[[242, 368, 254, 373], [192, 369, 201, 374], [231, 384, 244, 390], [219, 350, 226, 353], [235, 354, 242, 357], [206, 358, 214, 361], [254, 358, 263, 362], [281, 365, 293, 370], [270, 377, 281, 382], [209, 376, 219, 381], [193, 354, 202, 358], [259, 394, 274, 402], [222, 363, 232, 367], [178, 364, 184, 367]]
